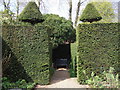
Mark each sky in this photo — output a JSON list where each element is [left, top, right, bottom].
[[0, 0, 120, 22]]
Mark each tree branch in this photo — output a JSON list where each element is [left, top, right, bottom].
[[80, 0, 87, 5], [74, 0, 88, 26]]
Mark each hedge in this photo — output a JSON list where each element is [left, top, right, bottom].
[[70, 42, 77, 77], [77, 23, 119, 84], [80, 3, 102, 23], [2, 24, 51, 85], [18, 2, 44, 25]]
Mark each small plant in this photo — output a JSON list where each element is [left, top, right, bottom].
[[85, 67, 120, 88], [2, 77, 36, 89], [69, 62, 77, 77]]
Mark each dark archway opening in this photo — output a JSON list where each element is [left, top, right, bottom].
[[52, 44, 71, 69]]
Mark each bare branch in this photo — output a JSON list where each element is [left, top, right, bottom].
[[7, 0, 10, 8], [40, 0, 45, 9], [3, 0, 7, 10], [74, 0, 87, 26], [3, 0, 11, 10], [80, 0, 87, 5]]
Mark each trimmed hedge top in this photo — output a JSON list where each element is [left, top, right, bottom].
[[18, 2, 44, 25], [80, 3, 102, 23]]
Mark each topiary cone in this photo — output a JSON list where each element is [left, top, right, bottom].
[[18, 2, 44, 25], [80, 3, 102, 23]]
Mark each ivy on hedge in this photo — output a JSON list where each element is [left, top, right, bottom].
[[77, 23, 119, 84], [2, 24, 51, 85]]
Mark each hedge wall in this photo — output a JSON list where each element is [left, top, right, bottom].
[[2, 24, 51, 85], [77, 23, 119, 83]]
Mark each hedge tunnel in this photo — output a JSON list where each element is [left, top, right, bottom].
[[52, 44, 71, 68]]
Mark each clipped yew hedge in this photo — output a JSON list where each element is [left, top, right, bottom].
[[2, 24, 51, 85], [18, 2, 44, 25], [77, 23, 119, 84], [80, 3, 102, 23]]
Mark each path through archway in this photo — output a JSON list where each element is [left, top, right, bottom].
[[52, 44, 71, 68]]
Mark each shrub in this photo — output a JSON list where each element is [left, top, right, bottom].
[[2, 24, 51, 85], [18, 2, 44, 25], [80, 3, 102, 23], [77, 23, 119, 84], [2, 77, 36, 89], [85, 67, 120, 88]]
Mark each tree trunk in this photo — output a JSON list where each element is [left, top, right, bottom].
[[16, 0, 19, 16], [69, 0, 72, 21], [35, 0, 41, 8], [75, 0, 81, 27]]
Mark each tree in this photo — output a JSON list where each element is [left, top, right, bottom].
[[18, 2, 44, 25], [80, 3, 102, 23], [90, 0, 115, 22], [69, 0, 72, 21], [3, 0, 10, 10], [75, 0, 81, 26], [74, 0, 87, 26], [0, 9, 15, 25], [2, 0, 13, 18], [16, 0, 19, 16], [43, 14, 76, 48]]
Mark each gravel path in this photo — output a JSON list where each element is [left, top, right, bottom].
[[36, 68, 90, 88]]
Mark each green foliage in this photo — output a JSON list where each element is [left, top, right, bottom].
[[18, 2, 43, 25], [69, 42, 77, 77], [77, 23, 119, 84], [2, 24, 51, 85], [69, 67, 77, 77], [85, 67, 120, 88], [0, 9, 15, 25], [0, 9, 35, 26], [2, 77, 36, 89], [43, 14, 76, 48], [50, 67, 55, 77], [80, 3, 102, 23], [90, 1, 115, 23]]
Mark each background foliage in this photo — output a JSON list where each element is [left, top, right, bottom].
[[43, 14, 76, 48], [90, 1, 115, 23]]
